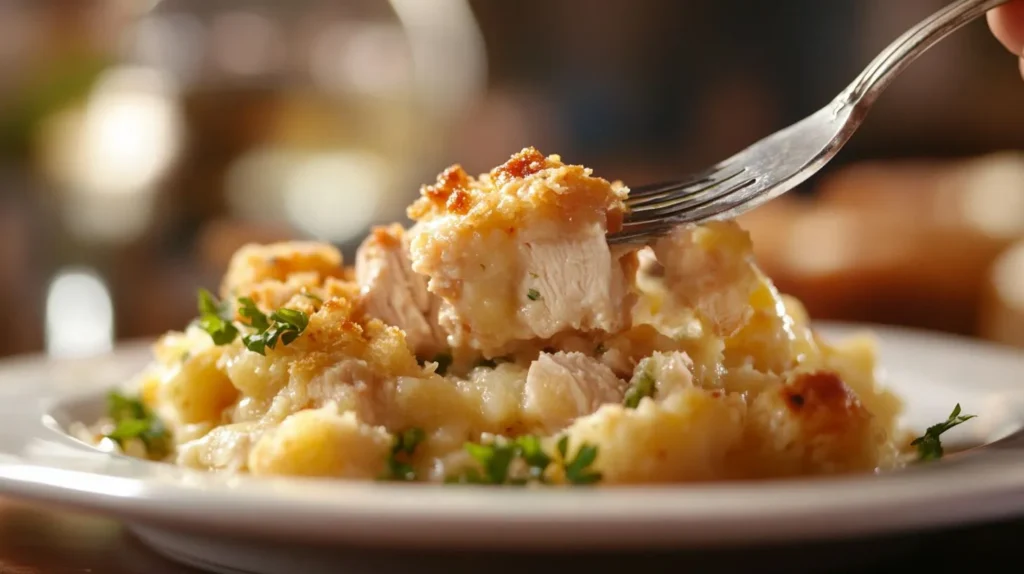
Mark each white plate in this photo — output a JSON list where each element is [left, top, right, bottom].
[[2, 322, 1024, 573]]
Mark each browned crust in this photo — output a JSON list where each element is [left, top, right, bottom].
[[781, 370, 868, 435]]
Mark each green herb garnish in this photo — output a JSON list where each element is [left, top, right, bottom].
[[238, 296, 270, 332], [381, 427, 426, 481], [526, 289, 540, 301], [197, 289, 238, 345], [911, 404, 976, 461], [623, 372, 656, 409], [301, 292, 323, 303], [463, 440, 521, 485], [104, 391, 171, 460], [515, 434, 553, 481], [446, 435, 600, 486], [557, 435, 602, 485], [196, 290, 309, 355]]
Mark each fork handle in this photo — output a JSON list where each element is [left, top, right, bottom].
[[840, 0, 1011, 109]]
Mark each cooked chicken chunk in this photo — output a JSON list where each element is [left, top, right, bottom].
[[522, 351, 626, 434], [407, 147, 638, 357], [355, 223, 446, 358]]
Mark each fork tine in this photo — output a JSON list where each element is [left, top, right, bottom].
[[606, 223, 677, 245], [653, 183, 760, 226], [627, 168, 747, 210], [620, 177, 758, 228], [623, 166, 720, 200]]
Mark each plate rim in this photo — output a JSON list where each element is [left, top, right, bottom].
[[1, 321, 1024, 549]]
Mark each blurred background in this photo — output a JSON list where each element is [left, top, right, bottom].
[[0, 0, 1022, 360]]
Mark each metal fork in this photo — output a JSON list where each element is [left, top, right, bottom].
[[608, 0, 1010, 245]]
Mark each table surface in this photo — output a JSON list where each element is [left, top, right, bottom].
[[1, 495, 1021, 574]]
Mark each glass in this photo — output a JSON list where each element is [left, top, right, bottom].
[[127, 0, 486, 250]]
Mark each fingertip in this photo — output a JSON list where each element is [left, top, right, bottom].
[[988, 1, 1024, 55]]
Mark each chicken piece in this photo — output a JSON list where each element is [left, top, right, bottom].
[[407, 147, 638, 357], [739, 370, 898, 476], [355, 223, 446, 358], [651, 221, 761, 337], [521, 351, 626, 434]]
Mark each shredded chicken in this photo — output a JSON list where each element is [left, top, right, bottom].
[[355, 223, 446, 358], [522, 351, 626, 434]]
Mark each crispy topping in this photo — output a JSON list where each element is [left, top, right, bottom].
[[407, 148, 625, 224], [409, 165, 473, 219], [370, 225, 404, 250], [491, 147, 549, 184], [782, 371, 867, 435]]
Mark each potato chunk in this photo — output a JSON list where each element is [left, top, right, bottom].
[[248, 407, 392, 478]]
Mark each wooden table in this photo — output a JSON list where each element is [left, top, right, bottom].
[[0, 497, 203, 574], [2, 494, 1021, 574]]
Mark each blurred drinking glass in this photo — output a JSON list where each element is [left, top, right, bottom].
[[129, 0, 487, 253]]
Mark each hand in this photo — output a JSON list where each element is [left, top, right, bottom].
[[987, 1, 1024, 77]]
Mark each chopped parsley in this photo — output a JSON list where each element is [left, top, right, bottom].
[[195, 290, 309, 355], [515, 435, 553, 481], [238, 296, 270, 332], [381, 428, 426, 481], [446, 434, 601, 486], [300, 292, 323, 303], [557, 435, 602, 485], [911, 403, 976, 461], [241, 306, 309, 355], [104, 391, 171, 460], [623, 372, 656, 409], [526, 289, 541, 301], [197, 289, 238, 345], [459, 440, 522, 485]]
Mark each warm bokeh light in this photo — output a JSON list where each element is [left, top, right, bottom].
[[45, 268, 115, 359], [282, 150, 388, 243]]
